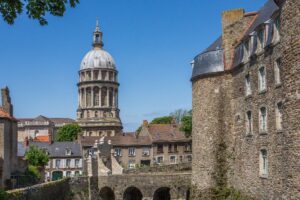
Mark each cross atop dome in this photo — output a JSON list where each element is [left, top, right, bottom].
[[93, 18, 103, 49]]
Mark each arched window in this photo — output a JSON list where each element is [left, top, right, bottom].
[[86, 88, 91, 107], [93, 87, 99, 106], [276, 102, 283, 130], [245, 74, 251, 96], [274, 58, 282, 85], [109, 88, 113, 107], [246, 111, 252, 135], [259, 149, 268, 177], [259, 107, 267, 133], [101, 87, 107, 106], [258, 66, 266, 91]]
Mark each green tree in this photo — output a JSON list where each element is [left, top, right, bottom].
[[170, 109, 190, 124], [180, 115, 192, 138], [0, 0, 79, 25], [25, 145, 49, 166], [56, 123, 82, 141], [150, 116, 173, 124]]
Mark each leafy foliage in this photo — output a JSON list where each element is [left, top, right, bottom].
[[0, 0, 80, 25], [25, 145, 49, 167], [180, 115, 192, 137], [136, 125, 142, 134], [0, 187, 8, 200], [150, 116, 173, 124], [56, 124, 82, 141], [170, 109, 190, 124]]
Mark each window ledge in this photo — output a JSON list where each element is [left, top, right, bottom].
[[245, 133, 253, 138], [259, 131, 268, 135], [258, 89, 267, 95], [260, 175, 268, 179], [245, 94, 252, 100], [275, 83, 282, 88], [276, 129, 284, 133], [128, 155, 136, 157]]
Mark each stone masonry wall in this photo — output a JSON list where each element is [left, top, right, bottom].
[[280, 0, 300, 198]]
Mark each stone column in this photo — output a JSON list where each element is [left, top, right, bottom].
[[115, 89, 118, 108], [84, 87, 87, 108], [78, 89, 81, 107]]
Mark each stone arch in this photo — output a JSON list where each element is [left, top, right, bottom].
[[153, 187, 170, 200], [123, 186, 143, 200], [99, 187, 115, 200]]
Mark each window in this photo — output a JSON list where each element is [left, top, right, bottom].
[[87, 148, 94, 157], [66, 159, 71, 168], [168, 144, 172, 152], [65, 148, 72, 156], [259, 149, 268, 177], [185, 144, 191, 152], [114, 148, 122, 157], [274, 58, 282, 85], [128, 147, 135, 156], [259, 107, 267, 133], [258, 28, 265, 50], [75, 171, 80, 176], [75, 159, 80, 168], [174, 144, 178, 152], [142, 148, 150, 156], [93, 70, 99, 80], [273, 16, 280, 42], [186, 155, 192, 162], [156, 156, 164, 164], [245, 74, 252, 96], [94, 88, 99, 106], [243, 39, 250, 61], [276, 102, 283, 130], [66, 171, 71, 177], [55, 159, 61, 168], [87, 111, 90, 118], [128, 160, 136, 169], [101, 70, 107, 80], [259, 67, 266, 91], [170, 155, 177, 164], [246, 111, 253, 135], [157, 145, 163, 154]]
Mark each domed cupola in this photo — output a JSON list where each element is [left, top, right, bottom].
[[80, 20, 116, 70], [76, 20, 122, 138]]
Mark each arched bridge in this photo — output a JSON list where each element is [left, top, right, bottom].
[[89, 172, 191, 200]]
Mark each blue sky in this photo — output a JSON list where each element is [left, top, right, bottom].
[[0, 0, 266, 131]]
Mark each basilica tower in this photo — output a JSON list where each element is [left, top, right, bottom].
[[77, 21, 122, 137]]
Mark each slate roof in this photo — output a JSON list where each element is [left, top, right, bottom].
[[243, 0, 279, 37], [18, 115, 75, 124], [191, 37, 224, 80], [28, 141, 82, 158]]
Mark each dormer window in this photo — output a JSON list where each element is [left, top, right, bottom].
[[257, 28, 265, 50], [65, 148, 72, 156], [243, 39, 250, 61]]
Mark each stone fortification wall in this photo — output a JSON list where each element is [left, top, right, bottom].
[[123, 162, 191, 174]]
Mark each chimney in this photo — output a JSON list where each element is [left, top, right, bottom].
[[222, 9, 245, 31], [143, 120, 149, 127], [1, 87, 13, 116]]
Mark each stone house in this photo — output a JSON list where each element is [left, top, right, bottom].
[[191, 0, 299, 199], [24, 140, 83, 181], [18, 116, 75, 142], [0, 87, 18, 188], [79, 120, 192, 170]]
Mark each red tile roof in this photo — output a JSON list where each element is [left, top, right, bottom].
[[0, 107, 17, 121], [34, 135, 50, 142], [147, 124, 190, 143]]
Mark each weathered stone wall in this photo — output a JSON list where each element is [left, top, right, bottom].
[[280, 0, 300, 199], [97, 173, 191, 200], [7, 178, 70, 200], [123, 162, 191, 174], [191, 0, 300, 199]]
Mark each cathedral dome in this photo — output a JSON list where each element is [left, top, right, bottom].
[[80, 49, 115, 70]]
